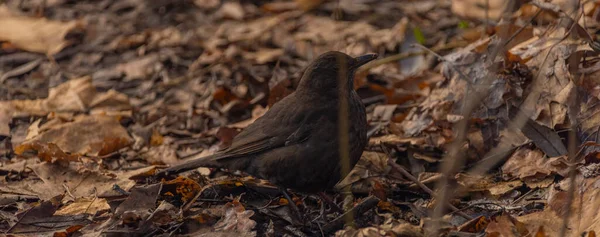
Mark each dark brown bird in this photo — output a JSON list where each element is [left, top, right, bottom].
[[158, 51, 377, 193]]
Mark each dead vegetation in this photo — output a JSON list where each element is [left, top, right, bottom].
[[1, 0, 600, 236]]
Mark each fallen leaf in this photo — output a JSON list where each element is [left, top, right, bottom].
[[502, 148, 568, 180], [213, 200, 256, 234], [485, 213, 530, 237], [0, 77, 131, 136], [16, 115, 133, 157], [0, 5, 83, 55], [55, 197, 110, 216], [219, 2, 245, 20]]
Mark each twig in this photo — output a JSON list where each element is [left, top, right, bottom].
[[382, 147, 471, 220], [428, 17, 511, 235], [0, 58, 43, 83], [62, 183, 76, 200], [5, 206, 34, 233], [357, 41, 468, 74], [84, 195, 98, 215], [322, 195, 380, 234]]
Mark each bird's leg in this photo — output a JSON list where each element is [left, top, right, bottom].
[[318, 192, 344, 214], [279, 187, 303, 222]]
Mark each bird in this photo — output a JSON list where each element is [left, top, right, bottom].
[[157, 51, 377, 194]]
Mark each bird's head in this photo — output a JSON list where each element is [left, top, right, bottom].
[[297, 51, 377, 93]]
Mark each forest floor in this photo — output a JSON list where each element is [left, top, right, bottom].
[[1, 0, 600, 236]]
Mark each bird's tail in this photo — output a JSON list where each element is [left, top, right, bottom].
[[155, 152, 228, 177]]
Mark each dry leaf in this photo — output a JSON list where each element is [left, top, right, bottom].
[[0, 77, 131, 137], [16, 115, 133, 157], [213, 200, 256, 234], [501, 148, 568, 180], [55, 197, 110, 216], [0, 5, 82, 55], [219, 2, 245, 20], [452, 0, 515, 20]]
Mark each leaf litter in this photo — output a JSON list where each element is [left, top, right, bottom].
[[1, 0, 600, 236]]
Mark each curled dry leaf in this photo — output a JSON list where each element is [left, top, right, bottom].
[[335, 151, 390, 192], [108, 27, 184, 51], [485, 213, 530, 237], [23, 162, 135, 200], [162, 176, 203, 204], [213, 200, 256, 234], [456, 173, 523, 196], [510, 24, 584, 128], [114, 183, 162, 219], [150, 201, 179, 226], [516, 174, 600, 236], [219, 2, 245, 20], [16, 115, 133, 158], [142, 142, 179, 165], [242, 48, 284, 64], [114, 53, 161, 81], [1, 76, 130, 126], [501, 148, 568, 181], [54, 197, 110, 216], [0, 5, 83, 55], [1, 76, 131, 141], [451, 0, 515, 20], [336, 212, 423, 237]]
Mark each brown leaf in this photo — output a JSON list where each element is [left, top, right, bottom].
[[219, 2, 245, 20], [0, 5, 83, 55], [213, 200, 256, 234], [114, 53, 161, 81], [0, 77, 131, 136], [115, 183, 162, 216], [16, 115, 133, 157], [485, 213, 530, 237], [451, 0, 514, 20], [501, 148, 568, 180], [26, 162, 135, 200], [457, 215, 490, 233], [520, 118, 567, 157], [294, 0, 324, 11], [242, 48, 284, 64], [162, 176, 203, 203], [54, 197, 110, 216]]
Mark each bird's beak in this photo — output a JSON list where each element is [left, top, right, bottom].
[[351, 54, 378, 69]]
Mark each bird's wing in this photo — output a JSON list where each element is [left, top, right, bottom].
[[217, 99, 322, 160], [156, 95, 328, 176]]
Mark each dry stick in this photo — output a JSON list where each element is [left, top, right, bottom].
[[322, 196, 380, 234], [464, 8, 585, 237], [502, 9, 543, 48], [560, 130, 578, 237], [424, 5, 531, 229], [337, 55, 354, 227], [423, 4, 554, 233], [0, 58, 43, 83], [416, 39, 505, 234], [5, 206, 34, 233], [559, 4, 588, 235], [62, 183, 76, 200], [449, 202, 505, 215], [464, 32, 569, 176], [384, 156, 471, 220], [182, 183, 212, 212], [84, 195, 98, 215], [357, 41, 469, 75]]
